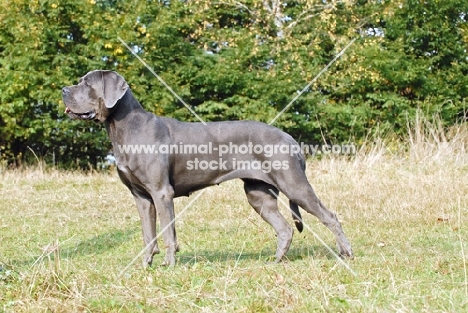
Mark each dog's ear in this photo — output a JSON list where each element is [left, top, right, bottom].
[[101, 71, 129, 109]]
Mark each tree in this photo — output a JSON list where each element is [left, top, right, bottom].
[[0, 0, 467, 168]]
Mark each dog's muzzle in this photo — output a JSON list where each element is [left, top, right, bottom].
[[62, 87, 97, 120], [64, 107, 97, 120]]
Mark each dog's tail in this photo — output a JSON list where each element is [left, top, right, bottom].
[[290, 201, 303, 232]]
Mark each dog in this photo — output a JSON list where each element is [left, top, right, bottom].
[[62, 70, 353, 266]]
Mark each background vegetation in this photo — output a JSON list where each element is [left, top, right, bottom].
[[1, 0, 467, 168]]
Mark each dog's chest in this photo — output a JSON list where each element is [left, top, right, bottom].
[[117, 164, 130, 176], [116, 164, 152, 197]]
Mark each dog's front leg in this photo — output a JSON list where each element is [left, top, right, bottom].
[[152, 187, 178, 266], [134, 196, 160, 268]]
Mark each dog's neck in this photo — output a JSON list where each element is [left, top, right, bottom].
[[109, 89, 144, 120], [104, 89, 147, 144]]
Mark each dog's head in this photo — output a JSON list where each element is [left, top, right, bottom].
[[62, 70, 129, 122]]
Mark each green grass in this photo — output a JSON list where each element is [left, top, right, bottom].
[[1, 123, 468, 312]]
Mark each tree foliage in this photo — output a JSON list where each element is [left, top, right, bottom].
[[0, 0, 467, 168]]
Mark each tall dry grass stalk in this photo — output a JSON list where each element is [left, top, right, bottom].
[[314, 113, 468, 223], [407, 113, 468, 164], [352, 112, 468, 167]]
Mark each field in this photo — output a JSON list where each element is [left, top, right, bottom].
[[1, 120, 468, 312]]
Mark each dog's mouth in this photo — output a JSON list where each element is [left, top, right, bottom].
[[65, 107, 97, 120]]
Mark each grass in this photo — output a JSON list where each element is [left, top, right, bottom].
[[1, 118, 468, 312]]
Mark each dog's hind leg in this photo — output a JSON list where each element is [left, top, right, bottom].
[[243, 179, 293, 262], [280, 181, 353, 259]]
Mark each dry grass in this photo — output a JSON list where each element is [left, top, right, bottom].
[[1, 117, 468, 312]]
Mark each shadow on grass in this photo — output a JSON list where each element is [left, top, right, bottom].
[[61, 227, 140, 258], [5, 229, 342, 270], [6, 227, 139, 268], [176, 244, 341, 266]]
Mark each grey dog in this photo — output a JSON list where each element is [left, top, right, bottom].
[[62, 70, 353, 266]]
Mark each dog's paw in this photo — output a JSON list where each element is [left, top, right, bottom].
[[160, 253, 176, 267], [160, 260, 176, 268], [338, 245, 354, 260], [142, 257, 153, 269]]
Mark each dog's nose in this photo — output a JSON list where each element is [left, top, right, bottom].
[[62, 87, 70, 95]]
